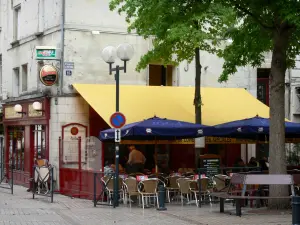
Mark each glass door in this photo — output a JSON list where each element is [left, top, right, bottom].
[[8, 126, 25, 171]]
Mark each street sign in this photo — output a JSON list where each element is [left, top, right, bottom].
[[64, 62, 74, 69], [115, 129, 121, 142], [110, 112, 126, 128], [65, 70, 72, 76]]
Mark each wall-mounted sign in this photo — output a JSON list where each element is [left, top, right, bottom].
[[64, 62, 74, 76], [65, 70, 72, 76], [39, 65, 58, 86], [36, 46, 57, 60], [28, 104, 43, 117], [70, 127, 79, 136], [62, 123, 87, 164], [64, 62, 74, 69], [4, 106, 22, 119]]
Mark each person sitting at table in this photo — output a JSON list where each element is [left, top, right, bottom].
[[248, 157, 259, 170], [233, 158, 246, 173]]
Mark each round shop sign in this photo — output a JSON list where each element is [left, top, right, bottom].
[[70, 127, 79, 135], [39, 65, 58, 86]]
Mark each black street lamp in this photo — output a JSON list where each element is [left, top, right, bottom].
[[101, 43, 134, 207]]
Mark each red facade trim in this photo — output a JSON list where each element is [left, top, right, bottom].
[[2, 97, 50, 187]]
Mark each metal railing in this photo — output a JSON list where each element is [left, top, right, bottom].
[[93, 171, 116, 207], [32, 165, 54, 203], [196, 166, 261, 207]]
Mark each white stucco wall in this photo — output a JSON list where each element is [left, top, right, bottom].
[[49, 96, 89, 185]]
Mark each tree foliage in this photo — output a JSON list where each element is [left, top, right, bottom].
[[109, 0, 235, 71], [217, 0, 300, 81]]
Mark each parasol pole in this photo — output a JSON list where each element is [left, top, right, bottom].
[[155, 137, 158, 174]]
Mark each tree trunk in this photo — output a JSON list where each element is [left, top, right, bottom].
[[194, 47, 203, 167], [194, 47, 202, 124], [268, 28, 290, 209]]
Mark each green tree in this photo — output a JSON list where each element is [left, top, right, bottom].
[[216, 0, 300, 208], [109, 0, 300, 208], [109, 0, 234, 125]]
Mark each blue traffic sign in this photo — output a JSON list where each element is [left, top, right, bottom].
[[110, 112, 126, 128]]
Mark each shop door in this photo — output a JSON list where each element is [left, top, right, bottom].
[[7, 128, 27, 185]]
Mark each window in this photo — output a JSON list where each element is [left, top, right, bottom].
[[148, 64, 174, 86], [21, 64, 28, 92], [33, 125, 46, 159], [13, 5, 21, 41], [8, 126, 25, 171], [257, 68, 270, 106], [13, 67, 20, 97]]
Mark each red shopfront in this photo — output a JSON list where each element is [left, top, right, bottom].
[[2, 97, 50, 187]]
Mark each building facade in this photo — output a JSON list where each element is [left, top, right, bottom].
[[0, 0, 299, 190]]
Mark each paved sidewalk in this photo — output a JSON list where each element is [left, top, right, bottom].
[[0, 185, 292, 225]]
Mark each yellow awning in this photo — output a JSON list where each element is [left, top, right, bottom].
[[73, 84, 269, 126]]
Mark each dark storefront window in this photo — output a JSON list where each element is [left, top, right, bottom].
[[33, 125, 46, 159], [8, 126, 25, 171]]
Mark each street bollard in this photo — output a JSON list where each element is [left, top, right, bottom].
[[292, 196, 300, 225], [157, 184, 167, 211]]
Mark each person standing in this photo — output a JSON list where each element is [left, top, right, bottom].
[[127, 145, 146, 174]]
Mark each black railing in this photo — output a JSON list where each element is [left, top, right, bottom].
[[93, 171, 116, 207], [196, 166, 261, 207], [32, 165, 54, 203]]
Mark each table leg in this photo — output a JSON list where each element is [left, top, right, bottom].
[[220, 198, 224, 213], [235, 199, 242, 216]]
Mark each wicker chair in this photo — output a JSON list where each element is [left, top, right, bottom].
[[189, 178, 210, 207], [166, 175, 181, 202], [177, 178, 192, 205], [124, 177, 140, 207], [102, 176, 124, 204], [138, 178, 159, 209]]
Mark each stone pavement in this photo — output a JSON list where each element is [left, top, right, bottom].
[[0, 185, 292, 225]]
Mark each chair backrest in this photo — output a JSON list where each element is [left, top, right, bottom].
[[34, 166, 49, 182], [102, 176, 123, 190], [189, 180, 198, 190], [200, 177, 209, 192], [39, 167, 50, 181], [177, 178, 191, 194], [141, 179, 158, 193], [124, 177, 137, 193], [213, 174, 227, 191], [168, 176, 181, 188], [188, 178, 209, 192], [244, 174, 293, 185]]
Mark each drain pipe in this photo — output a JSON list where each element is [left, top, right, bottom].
[[59, 0, 66, 95]]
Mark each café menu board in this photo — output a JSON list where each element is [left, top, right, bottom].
[[202, 158, 220, 177]]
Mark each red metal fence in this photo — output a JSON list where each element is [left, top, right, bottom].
[[58, 137, 102, 199]]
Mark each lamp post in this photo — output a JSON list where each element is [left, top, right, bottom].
[[101, 43, 134, 207]]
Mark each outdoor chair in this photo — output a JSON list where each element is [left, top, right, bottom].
[[138, 178, 159, 209], [102, 176, 124, 204], [189, 178, 210, 207], [124, 177, 140, 208], [177, 178, 192, 205], [212, 174, 229, 192], [34, 166, 50, 194], [166, 175, 181, 202]]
